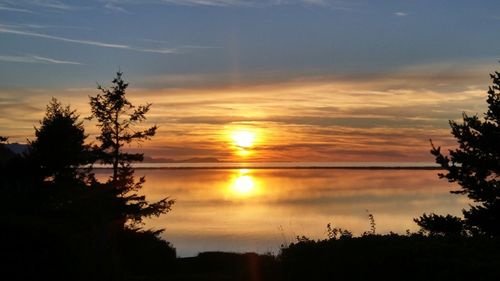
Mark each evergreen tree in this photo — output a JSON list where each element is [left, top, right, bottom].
[[89, 72, 173, 228], [30, 98, 89, 183], [2, 91, 176, 279], [420, 70, 500, 236]]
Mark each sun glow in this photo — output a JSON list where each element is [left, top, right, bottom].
[[231, 130, 256, 148], [229, 129, 258, 158], [237, 149, 252, 157]]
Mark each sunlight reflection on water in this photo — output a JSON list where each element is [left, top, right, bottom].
[[229, 169, 264, 197], [95, 168, 466, 257]]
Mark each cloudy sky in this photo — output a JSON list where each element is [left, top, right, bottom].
[[0, 0, 499, 162]]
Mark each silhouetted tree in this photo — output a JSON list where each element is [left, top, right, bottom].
[[1, 91, 176, 280], [420, 69, 500, 236], [89, 72, 173, 229], [30, 98, 90, 183]]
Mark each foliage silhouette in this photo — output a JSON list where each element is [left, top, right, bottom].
[[365, 209, 376, 235], [326, 222, 353, 240], [279, 233, 500, 281], [89, 71, 156, 182], [89, 71, 174, 229], [275, 219, 500, 281], [418, 69, 500, 236], [1, 76, 176, 280], [30, 98, 91, 184], [414, 213, 466, 237]]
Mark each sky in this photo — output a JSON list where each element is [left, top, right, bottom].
[[0, 0, 499, 162]]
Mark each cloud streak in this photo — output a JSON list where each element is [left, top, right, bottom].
[[102, 0, 354, 8], [104, 1, 130, 13], [0, 54, 83, 64], [2, 0, 80, 11], [30, 0, 76, 10], [0, 26, 178, 54], [161, 0, 249, 7], [0, 4, 35, 13]]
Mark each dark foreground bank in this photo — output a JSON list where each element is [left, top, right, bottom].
[[168, 235, 500, 281], [5, 233, 499, 281]]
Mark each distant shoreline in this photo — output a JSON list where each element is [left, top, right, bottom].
[[95, 167, 442, 170], [90, 164, 441, 170]]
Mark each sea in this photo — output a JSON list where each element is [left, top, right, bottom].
[[93, 162, 466, 257]]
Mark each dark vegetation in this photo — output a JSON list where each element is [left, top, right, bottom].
[[416, 69, 500, 237], [0, 73, 175, 281], [279, 232, 500, 281], [2, 69, 500, 280], [278, 68, 500, 281]]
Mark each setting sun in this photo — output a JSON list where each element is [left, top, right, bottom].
[[231, 130, 256, 148]]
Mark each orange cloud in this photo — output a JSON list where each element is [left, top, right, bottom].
[[0, 61, 494, 162]]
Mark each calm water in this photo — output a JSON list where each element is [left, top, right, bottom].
[[96, 167, 466, 257]]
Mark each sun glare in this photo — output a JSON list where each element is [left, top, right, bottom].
[[234, 175, 254, 193], [231, 130, 256, 148]]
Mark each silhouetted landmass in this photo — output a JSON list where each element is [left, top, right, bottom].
[[0, 139, 16, 164], [97, 234, 500, 281], [278, 234, 500, 281], [131, 165, 441, 170], [4, 143, 29, 154], [170, 252, 281, 281], [143, 156, 221, 163], [143, 156, 176, 162]]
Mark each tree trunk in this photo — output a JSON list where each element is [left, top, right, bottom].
[[112, 110, 119, 183]]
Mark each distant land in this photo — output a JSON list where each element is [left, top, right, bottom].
[[143, 156, 220, 163], [127, 162, 441, 169], [3, 144, 439, 168], [4, 143, 29, 154], [2, 144, 220, 163]]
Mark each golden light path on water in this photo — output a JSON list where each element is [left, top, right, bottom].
[[95, 168, 467, 257], [231, 169, 256, 195]]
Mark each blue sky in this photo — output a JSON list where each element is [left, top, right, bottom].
[[1, 0, 499, 161], [1, 0, 498, 87]]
